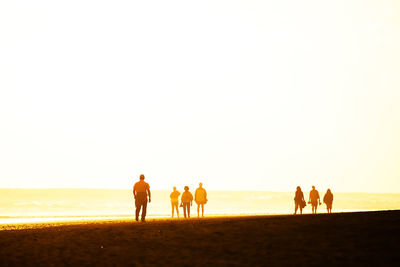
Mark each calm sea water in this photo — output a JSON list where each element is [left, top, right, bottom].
[[0, 189, 399, 223]]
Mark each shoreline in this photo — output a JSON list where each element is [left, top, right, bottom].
[[1, 209, 399, 230]]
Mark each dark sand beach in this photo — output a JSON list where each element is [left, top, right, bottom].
[[1, 210, 400, 266]]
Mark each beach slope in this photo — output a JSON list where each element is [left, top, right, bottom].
[[1, 211, 400, 266]]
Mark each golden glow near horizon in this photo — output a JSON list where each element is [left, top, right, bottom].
[[0, 1, 399, 192]]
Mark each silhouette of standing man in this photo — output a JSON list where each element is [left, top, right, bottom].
[[181, 186, 193, 218], [133, 174, 151, 222], [170, 186, 180, 218], [308, 185, 321, 214], [195, 183, 207, 217]]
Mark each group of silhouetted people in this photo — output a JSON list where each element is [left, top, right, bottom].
[[133, 174, 208, 222], [170, 183, 208, 218], [294, 185, 334, 215], [133, 174, 335, 222]]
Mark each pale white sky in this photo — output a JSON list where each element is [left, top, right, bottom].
[[0, 1, 399, 192]]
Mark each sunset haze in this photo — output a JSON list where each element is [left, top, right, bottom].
[[1, 1, 399, 193]]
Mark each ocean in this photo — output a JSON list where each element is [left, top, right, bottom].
[[0, 189, 399, 223]]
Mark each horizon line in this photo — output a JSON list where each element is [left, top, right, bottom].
[[0, 187, 400, 195]]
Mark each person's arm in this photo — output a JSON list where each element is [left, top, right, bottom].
[[147, 186, 151, 203], [133, 185, 136, 199]]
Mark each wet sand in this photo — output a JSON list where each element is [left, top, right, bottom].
[[1, 210, 399, 266]]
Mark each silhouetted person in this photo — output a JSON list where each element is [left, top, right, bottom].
[[294, 186, 306, 215], [133, 174, 151, 222], [323, 189, 334, 214], [170, 186, 180, 218], [181, 186, 193, 218], [195, 183, 207, 217], [308, 185, 321, 214]]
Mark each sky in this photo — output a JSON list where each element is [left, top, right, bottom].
[[0, 1, 399, 192]]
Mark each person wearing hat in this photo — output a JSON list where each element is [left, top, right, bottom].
[[180, 186, 193, 218], [195, 182, 207, 217], [133, 174, 151, 222]]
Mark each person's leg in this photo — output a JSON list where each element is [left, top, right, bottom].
[[135, 203, 141, 221], [183, 203, 187, 218], [172, 203, 177, 218], [175, 204, 179, 218], [298, 201, 303, 214], [197, 204, 200, 217], [187, 203, 190, 218], [201, 204, 204, 217], [141, 201, 147, 221], [294, 201, 298, 214]]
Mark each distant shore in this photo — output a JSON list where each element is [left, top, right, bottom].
[[1, 210, 400, 266]]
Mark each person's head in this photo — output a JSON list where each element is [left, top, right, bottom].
[[312, 185, 315, 190], [184, 186, 189, 191], [199, 182, 203, 188], [327, 188, 331, 193], [140, 174, 145, 180], [173, 186, 176, 191], [296, 186, 301, 191]]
